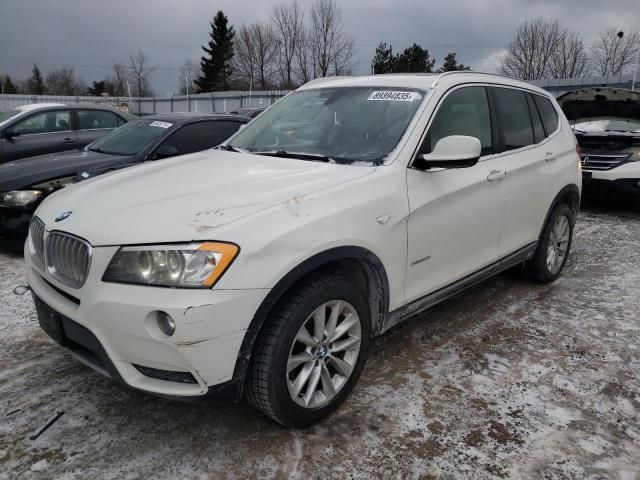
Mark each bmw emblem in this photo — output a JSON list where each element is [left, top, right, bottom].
[[55, 211, 72, 222]]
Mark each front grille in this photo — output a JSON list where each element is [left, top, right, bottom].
[[581, 153, 631, 171], [46, 232, 91, 288], [29, 217, 45, 268]]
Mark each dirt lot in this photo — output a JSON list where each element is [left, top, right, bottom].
[[1, 203, 639, 480]]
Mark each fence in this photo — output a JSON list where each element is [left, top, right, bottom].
[[0, 90, 290, 115]]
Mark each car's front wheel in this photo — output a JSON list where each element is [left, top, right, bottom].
[[246, 271, 371, 427]]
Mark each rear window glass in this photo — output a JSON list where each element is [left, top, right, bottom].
[[534, 95, 559, 136], [526, 94, 545, 143], [78, 110, 119, 130], [493, 88, 534, 151]]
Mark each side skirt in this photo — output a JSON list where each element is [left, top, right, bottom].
[[383, 242, 537, 333]]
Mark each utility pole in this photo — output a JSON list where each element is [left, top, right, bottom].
[[633, 47, 639, 91]]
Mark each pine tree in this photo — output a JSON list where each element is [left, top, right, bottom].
[[371, 43, 395, 74], [394, 44, 435, 73], [195, 11, 235, 92], [438, 53, 471, 73], [28, 64, 45, 94], [1, 75, 18, 94]]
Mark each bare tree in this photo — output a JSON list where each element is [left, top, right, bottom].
[[591, 28, 640, 76], [294, 29, 313, 84], [233, 22, 279, 90], [309, 0, 355, 77], [272, 0, 305, 88], [45, 67, 86, 95], [499, 18, 564, 80], [233, 24, 259, 89], [548, 31, 589, 78], [111, 63, 128, 96], [178, 60, 200, 95], [128, 50, 155, 97]]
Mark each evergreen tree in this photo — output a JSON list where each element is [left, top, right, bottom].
[[394, 44, 435, 73], [438, 52, 471, 72], [1, 75, 17, 94], [195, 11, 235, 92], [28, 64, 45, 94], [370, 42, 395, 74]]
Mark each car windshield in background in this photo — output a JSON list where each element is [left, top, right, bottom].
[[228, 87, 425, 164], [88, 119, 173, 155], [0, 110, 20, 124], [573, 118, 640, 134]]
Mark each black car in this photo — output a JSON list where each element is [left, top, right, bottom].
[[226, 106, 265, 118], [0, 113, 248, 249], [0, 103, 136, 163]]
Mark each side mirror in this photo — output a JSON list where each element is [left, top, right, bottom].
[[415, 135, 481, 170], [153, 145, 179, 159], [4, 128, 20, 140]]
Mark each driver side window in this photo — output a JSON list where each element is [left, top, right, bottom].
[[423, 87, 493, 156]]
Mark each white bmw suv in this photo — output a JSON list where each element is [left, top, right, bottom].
[[25, 72, 581, 427]]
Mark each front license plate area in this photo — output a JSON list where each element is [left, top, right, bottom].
[[33, 294, 66, 346]]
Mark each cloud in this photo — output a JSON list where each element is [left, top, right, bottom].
[[0, 0, 638, 95]]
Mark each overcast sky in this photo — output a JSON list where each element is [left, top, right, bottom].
[[0, 0, 638, 96]]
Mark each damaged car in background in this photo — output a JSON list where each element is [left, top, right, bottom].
[[0, 113, 248, 250], [558, 88, 640, 204]]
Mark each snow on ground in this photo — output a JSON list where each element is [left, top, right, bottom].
[[1, 205, 639, 479]]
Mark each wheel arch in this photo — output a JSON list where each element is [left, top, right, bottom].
[[539, 184, 581, 239], [230, 246, 390, 398]]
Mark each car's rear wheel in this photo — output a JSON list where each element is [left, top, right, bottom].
[[523, 204, 575, 283], [246, 271, 371, 427]]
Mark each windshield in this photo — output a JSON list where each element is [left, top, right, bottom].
[[0, 110, 20, 125], [573, 118, 640, 134], [88, 119, 173, 155], [228, 87, 425, 164]]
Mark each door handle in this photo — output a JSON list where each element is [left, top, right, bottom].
[[545, 152, 556, 162], [61, 138, 74, 144], [487, 170, 507, 181]]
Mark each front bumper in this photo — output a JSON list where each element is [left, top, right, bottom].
[[25, 241, 268, 398]]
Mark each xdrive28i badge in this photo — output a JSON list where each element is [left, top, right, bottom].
[[55, 211, 72, 222]]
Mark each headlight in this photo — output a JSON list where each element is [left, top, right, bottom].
[[1, 190, 43, 206], [102, 242, 239, 288]]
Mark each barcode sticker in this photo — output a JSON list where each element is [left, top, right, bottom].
[[367, 91, 419, 102]]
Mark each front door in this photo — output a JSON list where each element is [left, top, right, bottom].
[[405, 85, 504, 303]]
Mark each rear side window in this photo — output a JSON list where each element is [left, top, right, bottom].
[[533, 95, 559, 136], [78, 110, 119, 130], [526, 93, 545, 143], [493, 88, 534, 151], [425, 86, 493, 156], [159, 121, 242, 155]]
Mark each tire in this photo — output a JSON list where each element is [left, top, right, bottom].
[[246, 271, 371, 427], [523, 203, 575, 283]]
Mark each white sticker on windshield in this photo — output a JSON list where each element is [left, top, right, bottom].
[[367, 91, 419, 102], [149, 121, 173, 128]]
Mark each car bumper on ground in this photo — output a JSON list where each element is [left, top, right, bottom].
[[25, 242, 268, 398], [0, 206, 34, 250]]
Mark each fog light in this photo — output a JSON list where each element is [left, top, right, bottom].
[[156, 311, 175, 336]]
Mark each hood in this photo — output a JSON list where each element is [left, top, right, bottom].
[[557, 88, 640, 123], [34, 149, 374, 246], [0, 149, 133, 192]]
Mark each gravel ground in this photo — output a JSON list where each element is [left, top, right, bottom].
[[1, 204, 639, 479]]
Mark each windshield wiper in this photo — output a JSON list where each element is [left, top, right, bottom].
[[253, 150, 332, 162], [216, 144, 249, 153], [87, 147, 105, 153]]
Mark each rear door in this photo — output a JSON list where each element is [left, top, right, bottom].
[[405, 85, 504, 302], [1, 109, 77, 161], [75, 109, 126, 147], [486, 87, 557, 255]]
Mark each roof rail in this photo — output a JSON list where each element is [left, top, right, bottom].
[[432, 70, 542, 89]]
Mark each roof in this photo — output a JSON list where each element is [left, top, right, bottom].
[[299, 72, 550, 96], [16, 103, 66, 112], [143, 112, 249, 124]]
